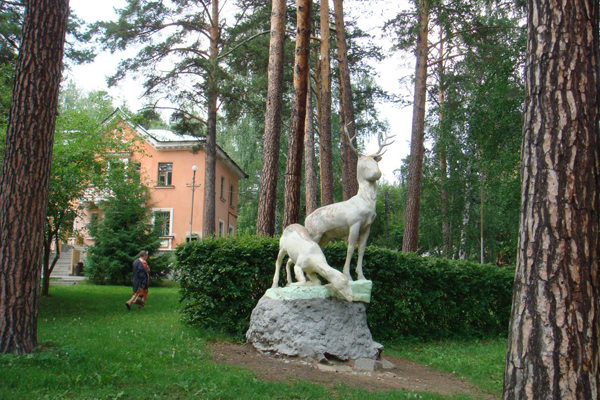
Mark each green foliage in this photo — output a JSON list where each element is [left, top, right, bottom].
[[176, 236, 514, 341], [86, 163, 167, 285], [176, 235, 278, 338]]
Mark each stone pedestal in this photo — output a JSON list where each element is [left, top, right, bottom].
[[246, 281, 382, 361]]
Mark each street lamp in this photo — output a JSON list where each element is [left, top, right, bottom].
[[187, 165, 201, 242]]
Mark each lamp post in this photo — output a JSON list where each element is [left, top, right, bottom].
[[187, 165, 201, 242]]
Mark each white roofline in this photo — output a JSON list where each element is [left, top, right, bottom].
[[103, 108, 248, 180]]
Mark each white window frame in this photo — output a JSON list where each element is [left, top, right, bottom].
[[152, 208, 173, 236]]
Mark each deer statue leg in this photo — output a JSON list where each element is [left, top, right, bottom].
[[356, 225, 372, 280], [285, 259, 296, 285], [343, 224, 361, 280], [272, 249, 287, 288]]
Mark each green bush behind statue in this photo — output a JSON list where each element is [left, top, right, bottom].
[[176, 235, 514, 341]]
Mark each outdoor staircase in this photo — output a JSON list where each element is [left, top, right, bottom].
[[48, 244, 85, 285]]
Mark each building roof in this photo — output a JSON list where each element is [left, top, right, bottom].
[[103, 108, 248, 180]]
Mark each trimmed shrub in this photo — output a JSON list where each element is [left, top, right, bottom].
[[176, 236, 514, 341]]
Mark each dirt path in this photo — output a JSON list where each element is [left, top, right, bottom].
[[209, 342, 497, 399]]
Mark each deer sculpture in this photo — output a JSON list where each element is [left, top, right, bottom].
[[304, 128, 394, 281], [272, 224, 354, 302]]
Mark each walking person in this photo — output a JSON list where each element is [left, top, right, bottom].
[[126, 250, 150, 310]]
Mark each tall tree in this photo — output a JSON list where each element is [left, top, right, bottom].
[[304, 80, 318, 215], [502, 0, 600, 398], [318, 0, 334, 206], [97, 0, 261, 236], [0, 0, 69, 354], [402, 0, 429, 252], [203, 0, 220, 236], [282, 0, 311, 229], [257, 0, 286, 236], [333, 0, 358, 199]]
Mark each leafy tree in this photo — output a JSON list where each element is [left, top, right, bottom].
[[86, 161, 168, 285], [40, 85, 130, 296], [0, 0, 69, 355], [96, 0, 269, 236]]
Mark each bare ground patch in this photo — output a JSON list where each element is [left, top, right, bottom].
[[209, 342, 497, 399]]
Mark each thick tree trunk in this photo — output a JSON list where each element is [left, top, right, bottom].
[[402, 0, 429, 253], [304, 81, 318, 216], [333, 0, 358, 198], [502, 1, 600, 398], [318, 0, 334, 206], [0, 0, 69, 354], [282, 0, 311, 229], [203, 0, 219, 236], [257, 0, 286, 236]]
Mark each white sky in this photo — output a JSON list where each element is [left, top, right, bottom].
[[66, 0, 414, 182]]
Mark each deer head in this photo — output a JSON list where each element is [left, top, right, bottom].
[[344, 124, 395, 182]]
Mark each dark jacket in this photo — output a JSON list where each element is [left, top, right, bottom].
[[132, 259, 149, 292]]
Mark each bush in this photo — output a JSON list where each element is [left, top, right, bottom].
[[176, 236, 514, 341]]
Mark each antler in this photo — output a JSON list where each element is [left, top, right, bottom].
[[343, 123, 363, 156], [369, 132, 396, 159]]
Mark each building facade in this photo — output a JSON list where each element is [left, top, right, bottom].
[[72, 109, 247, 251]]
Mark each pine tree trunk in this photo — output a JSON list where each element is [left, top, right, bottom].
[[203, 0, 219, 236], [304, 81, 318, 216], [339, 95, 351, 201], [0, 0, 69, 354], [257, 0, 286, 236], [502, 1, 600, 398], [437, 39, 450, 257], [318, 0, 333, 206], [402, 0, 429, 253], [334, 0, 358, 198], [282, 0, 311, 229]]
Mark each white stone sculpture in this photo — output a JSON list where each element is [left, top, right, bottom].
[[272, 223, 354, 302], [304, 129, 394, 281]]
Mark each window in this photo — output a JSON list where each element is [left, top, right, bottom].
[[131, 162, 141, 182], [153, 210, 172, 236], [90, 212, 99, 224], [220, 176, 225, 199], [186, 234, 200, 242], [218, 219, 225, 237], [229, 185, 234, 206], [158, 163, 173, 186], [228, 225, 235, 236]]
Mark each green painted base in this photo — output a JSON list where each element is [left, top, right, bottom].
[[265, 280, 372, 303]]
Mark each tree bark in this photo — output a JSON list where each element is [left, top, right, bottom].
[[402, 0, 429, 253], [333, 0, 358, 198], [304, 80, 318, 216], [437, 38, 450, 257], [282, 0, 311, 229], [257, 0, 286, 236], [203, 0, 219, 236], [318, 0, 333, 206], [0, 0, 69, 354], [502, 0, 600, 398]]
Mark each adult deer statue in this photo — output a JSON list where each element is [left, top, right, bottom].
[[304, 127, 394, 281]]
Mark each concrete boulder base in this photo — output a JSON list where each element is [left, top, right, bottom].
[[246, 282, 383, 362]]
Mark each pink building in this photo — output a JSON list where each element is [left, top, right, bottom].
[[73, 108, 247, 252]]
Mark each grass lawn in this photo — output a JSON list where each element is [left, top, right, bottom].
[[0, 283, 504, 400]]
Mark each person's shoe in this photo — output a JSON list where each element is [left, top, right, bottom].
[[125, 302, 131, 311]]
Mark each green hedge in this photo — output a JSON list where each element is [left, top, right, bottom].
[[176, 235, 514, 341]]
